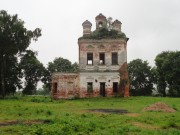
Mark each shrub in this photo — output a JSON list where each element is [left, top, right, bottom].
[[46, 110, 52, 116]]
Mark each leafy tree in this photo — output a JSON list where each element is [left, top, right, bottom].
[[128, 59, 154, 96], [71, 62, 79, 72], [0, 55, 22, 96], [20, 50, 45, 95], [0, 10, 41, 97], [48, 57, 73, 73], [155, 52, 169, 96], [4, 55, 22, 95], [155, 51, 180, 97]]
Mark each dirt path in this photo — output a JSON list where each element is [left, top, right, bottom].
[[0, 120, 49, 127]]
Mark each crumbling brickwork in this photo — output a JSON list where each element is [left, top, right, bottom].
[[52, 73, 79, 99], [52, 13, 129, 99], [119, 62, 130, 97]]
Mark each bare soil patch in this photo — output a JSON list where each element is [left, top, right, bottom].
[[126, 113, 140, 117], [132, 122, 160, 130], [23, 120, 50, 125], [0, 120, 49, 127], [143, 102, 176, 113], [89, 109, 128, 114], [0, 120, 18, 126]]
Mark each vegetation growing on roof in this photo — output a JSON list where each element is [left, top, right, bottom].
[[79, 27, 127, 40]]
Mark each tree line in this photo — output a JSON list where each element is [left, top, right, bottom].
[[128, 51, 180, 97], [0, 10, 179, 98]]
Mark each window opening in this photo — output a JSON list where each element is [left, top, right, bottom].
[[112, 52, 118, 65], [99, 53, 105, 65], [99, 22, 103, 28], [87, 82, 93, 93], [87, 53, 93, 65]]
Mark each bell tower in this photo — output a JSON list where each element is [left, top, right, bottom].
[[95, 13, 107, 29]]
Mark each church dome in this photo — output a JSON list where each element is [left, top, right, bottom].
[[82, 20, 92, 26]]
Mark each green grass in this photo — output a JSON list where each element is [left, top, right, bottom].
[[0, 96, 180, 135]]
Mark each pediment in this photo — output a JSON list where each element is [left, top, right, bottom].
[[87, 45, 94, 49]]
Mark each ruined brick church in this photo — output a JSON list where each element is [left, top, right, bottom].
[[51, 13, 129, 99]]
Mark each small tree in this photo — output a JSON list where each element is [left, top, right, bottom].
[[20, 50, 44, 95], [107, 17, 113, 31]]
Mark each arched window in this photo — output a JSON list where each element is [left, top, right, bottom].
[[98, 22, 103, 28]]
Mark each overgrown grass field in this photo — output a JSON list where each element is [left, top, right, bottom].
[[0, 96, 179, 135]]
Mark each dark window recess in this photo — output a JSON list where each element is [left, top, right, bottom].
[[99, 53, 105, 65], [113, 82, 118, 93], [54, 82, 58, 93], [87, 82, 93, 93], [112, 53, 118, 65], [87, 53, 93, 65]]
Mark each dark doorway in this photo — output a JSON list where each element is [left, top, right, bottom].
[[113, 82, 118, 93], [100, 83, 106, 97], [54, 82, 57, 93]]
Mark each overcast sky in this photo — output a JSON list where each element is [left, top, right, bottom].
[[1, 0, 180, 67]]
